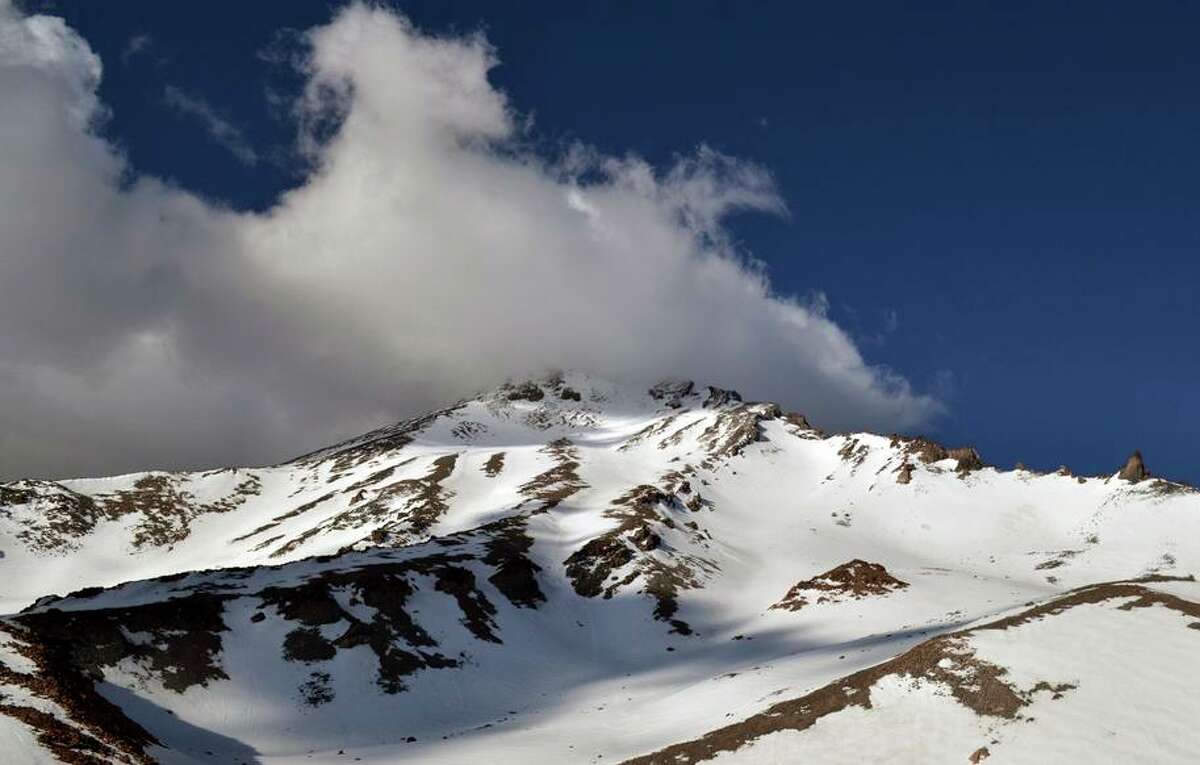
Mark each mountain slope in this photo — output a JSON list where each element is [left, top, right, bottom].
[[2, 372, 1198, 764]]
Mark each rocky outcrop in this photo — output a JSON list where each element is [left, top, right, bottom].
[[771, 560, 908, 611], [702, 386, 743, 409], [947, 447, 984, 473], [504, 381, 545, 402], [1118, 451, 1149, 483]]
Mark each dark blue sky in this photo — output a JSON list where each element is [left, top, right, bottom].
[[24, 1, 1200, 482]]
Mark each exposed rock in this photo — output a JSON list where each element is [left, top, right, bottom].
[[896, 462, 915, 484], [1118, 451, 1149, 483], [504, 382, 545, 402], [519, 439, 587, 509], [782, 412, 814, 430], [895, 436, 984, 474], [563, 484, 713, 635], [559, 386, 582, 401], [702, 386, 743, 408], [482, 452, 506, 478], [771, 560, 908, 611], [948, 447, 984, 474], [649, 380, 696, 409]]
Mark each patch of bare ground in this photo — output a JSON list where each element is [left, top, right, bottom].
[[97, 472, 262, 548], [451, 420, 488, 440], [619, 414, 681, 452], [1144, 478, 1197, 497], [563, 484, 715, 635], [623, 576, 1197, 764], [0, 622, 158, 764], [0, 481, 103, 552], [298, 671, 334, 706], [482, 451, 506, 477], [771, 560, 908, 611], [296, 403, 463, 477], [232, 489, 340, 544], [2, 472, 261, 552], [519, 438, 587, 511], [271, 453, 459, 556]]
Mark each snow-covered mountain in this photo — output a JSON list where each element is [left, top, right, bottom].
[[2, 372, 1198, 764]]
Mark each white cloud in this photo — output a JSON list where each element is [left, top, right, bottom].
[[163, 84, 258, 165], [0, 2, 941, 479]]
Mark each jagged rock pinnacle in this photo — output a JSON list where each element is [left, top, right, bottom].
[[1118, 450, 1149, 483]]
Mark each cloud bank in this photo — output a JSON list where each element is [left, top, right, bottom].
[[0, 2, 940, 479]]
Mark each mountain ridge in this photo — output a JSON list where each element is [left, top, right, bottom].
[[2, 371, 1198, 763]]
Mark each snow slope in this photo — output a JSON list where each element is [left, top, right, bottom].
[[1, 372, 1198, 764]]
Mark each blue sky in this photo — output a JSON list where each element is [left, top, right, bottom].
[[7, 1, 1199, 482]]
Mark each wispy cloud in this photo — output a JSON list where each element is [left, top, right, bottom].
[[163, 85, 258, 165], [121, 33, 151, 64]]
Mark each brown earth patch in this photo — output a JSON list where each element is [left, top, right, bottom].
[[0, 481, 102, 552], [519, 438, 587, 510], [98, 473, 262, 548], [482, 452, 506, 478], [272, 454, 459, 556], [771, 560, 909, 611], [624, 576, 1197, 763], [2, 471, 261, 552], [296, 404, 462, 476]]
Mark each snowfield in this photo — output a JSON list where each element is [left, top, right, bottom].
[[2, 373, 1198, 764]]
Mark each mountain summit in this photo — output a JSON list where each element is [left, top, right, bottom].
[[2, 372, 1198, 763]]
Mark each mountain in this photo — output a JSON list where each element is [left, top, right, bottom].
[[2, 372, 1198, 764]]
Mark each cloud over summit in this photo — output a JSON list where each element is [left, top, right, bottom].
[[0, 2, 940, 479]]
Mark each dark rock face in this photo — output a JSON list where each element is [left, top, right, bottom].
[[505, 382, 545, 402], [649, 380, 697, 409], [1118, 451, 1149, 483], [702, 387, 743, 409], [947, 447, 984, 474], [559, 386, 582, 401]]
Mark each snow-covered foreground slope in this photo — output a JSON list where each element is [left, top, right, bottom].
[[2, 373, 1198, 764]]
